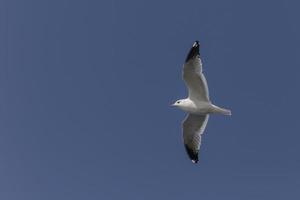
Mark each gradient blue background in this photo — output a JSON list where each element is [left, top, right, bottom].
[[1, 0, 300, 199]]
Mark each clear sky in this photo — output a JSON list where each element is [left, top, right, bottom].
[[1, 0, 300, 199]]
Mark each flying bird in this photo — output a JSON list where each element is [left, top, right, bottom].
[[172, 41, 231, 163]]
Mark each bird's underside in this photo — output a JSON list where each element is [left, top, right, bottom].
[[175, 41, 231, 163]]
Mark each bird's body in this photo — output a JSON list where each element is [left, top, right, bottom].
[[174, 98, 231, 115], [172, 41, 231, 163]]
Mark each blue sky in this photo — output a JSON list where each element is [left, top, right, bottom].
[[1, 0, 300, 199]]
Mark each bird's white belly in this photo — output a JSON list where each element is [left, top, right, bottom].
[[181, 101, 211, 114]]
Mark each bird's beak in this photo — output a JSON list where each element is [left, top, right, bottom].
[[170, 103, 176, 107]]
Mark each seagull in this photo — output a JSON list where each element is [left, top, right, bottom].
[[172, 41, 231, 163]]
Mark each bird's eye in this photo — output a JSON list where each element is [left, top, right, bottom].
[[177, 101, 180, 104]]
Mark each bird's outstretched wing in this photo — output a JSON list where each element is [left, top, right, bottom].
[[182, 114, 209, 163], [183, 41, 210, 102]]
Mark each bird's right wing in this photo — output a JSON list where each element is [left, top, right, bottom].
[[183, 41, 210, 102], [182, 114, 209, 163]]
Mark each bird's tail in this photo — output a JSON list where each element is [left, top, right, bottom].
[[211, 104, 232, 115]]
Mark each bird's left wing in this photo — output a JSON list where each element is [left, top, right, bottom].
[[183, 41, 210, 102], [182, 114, 209, 163]]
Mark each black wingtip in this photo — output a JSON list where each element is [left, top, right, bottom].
[[193, 40, 200, 46], [185, 41, 200, 63], [184, 145, 199, 164]]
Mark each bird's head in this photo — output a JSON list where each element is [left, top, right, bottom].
[[171, 100, 181, 107], [171, 99, 186, 108]]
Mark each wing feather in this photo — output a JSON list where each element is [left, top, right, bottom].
[[183, 41, 209, 102], [182, 114, 209, 163]]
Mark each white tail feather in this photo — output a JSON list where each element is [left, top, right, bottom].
[[211, 105, 231, 115]]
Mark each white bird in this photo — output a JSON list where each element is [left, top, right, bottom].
[[172, 41, 231, 163]]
